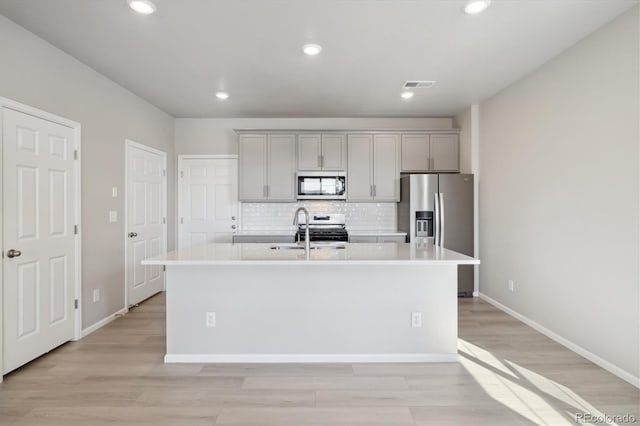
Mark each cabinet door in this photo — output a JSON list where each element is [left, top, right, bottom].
[[239, 134, 267, 201], [378, 235, 407, 243], [268, 134, 296, 201], [297, 134, 321, 171], [349, 236, 378, 243], [430, 134, 459, 172], [321, 134, 346, 171], [373, 134, 400, 201], [347, 135, 373, 201], [401, 134, 430, 171]]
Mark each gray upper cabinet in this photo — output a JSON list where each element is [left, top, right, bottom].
[[297, 133, 346, 171], [401, 134, 430, 171], [430, 134, 459, 172], [239, 133, 296, 202], [347, 135, 373, 201], [268, 135, 296, 201], [373, 134, 400, 201], [320, 134, 346, 171], [239, 134, 268, 201], [347, 134, 400, 202], [297, 134, 322, 171], [400, 133, 459, 172]]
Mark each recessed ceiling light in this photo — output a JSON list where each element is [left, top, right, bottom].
[[302, 44, 322, 56], [401, 91, 414, 100], [127, 0, 156, 15], [464, 0, 491, 14], [215, 91, 229, 100]]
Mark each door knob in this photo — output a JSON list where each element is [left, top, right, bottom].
[[231, 216, 236, 220], [231, 225, 236, 230], [6, 249, 21, 258], [128, 232, 138, 238]]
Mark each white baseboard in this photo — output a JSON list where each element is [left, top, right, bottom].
[[164, 353, 459, 364], [479, 292, 640, 389], [80, 307, 128, 338]]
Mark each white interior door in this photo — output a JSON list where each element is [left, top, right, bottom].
[[3, 107, 77, 374], [179, 157, 238, 247], [126, 141, 166, 307]]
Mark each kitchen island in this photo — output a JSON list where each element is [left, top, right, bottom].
[[142, 242, 479, 363]]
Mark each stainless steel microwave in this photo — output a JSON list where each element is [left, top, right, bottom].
[[296, 172, 346, 200]]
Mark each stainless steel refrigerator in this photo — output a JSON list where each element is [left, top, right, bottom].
[[398, 174, 474, 296]]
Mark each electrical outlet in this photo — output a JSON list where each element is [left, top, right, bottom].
[[111, 187, 118, 198], [206, 312, 216, 328], [93, 289, 100, 303], [109, 210, 118, 223], [508, 280, 515, 292], [411, 312, 422, 328]]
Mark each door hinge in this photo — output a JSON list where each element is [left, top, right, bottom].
[[180, 217, 184, 224], [162, 217, 166, 224], [74, 150, 78, 160], [180, 170, 183, 178], [163, 169, 166, 177], [74, 299, 79, 309], [74, 225, 78, 235], [163, 265, 166, 272]]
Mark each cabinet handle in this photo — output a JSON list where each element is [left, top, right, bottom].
[[373, 185, 376, 197], [263, 185, 268, 197], [320, 155, 324, 168], [318, 155, 321, 168]]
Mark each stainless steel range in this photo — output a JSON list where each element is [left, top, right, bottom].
[[295, 213, 348, 242]]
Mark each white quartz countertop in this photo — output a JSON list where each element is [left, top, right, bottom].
[[142, 243, 479, 266]]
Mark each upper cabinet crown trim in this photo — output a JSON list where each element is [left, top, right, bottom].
[[234, 129, 460, 135]]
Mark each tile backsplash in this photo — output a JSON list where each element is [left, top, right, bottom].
[[241, 201, 397, 231]]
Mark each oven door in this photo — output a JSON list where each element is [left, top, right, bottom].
[[297, 174, 346, 200]]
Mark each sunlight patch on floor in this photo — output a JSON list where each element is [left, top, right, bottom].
[[458, 339, 619, 426]]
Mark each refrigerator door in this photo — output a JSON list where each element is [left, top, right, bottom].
[[438, 174, 474, 295], [410, 174, 438, 244]]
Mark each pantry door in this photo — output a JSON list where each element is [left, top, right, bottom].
[[2, 106, 79, 374], [125, 140, 166, 307], [178, 156, 238, 248]]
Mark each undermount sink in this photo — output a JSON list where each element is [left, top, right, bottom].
[[270, 243, 347, 250]]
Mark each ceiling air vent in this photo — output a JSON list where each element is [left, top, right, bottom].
[[403, 81, 436, 89]]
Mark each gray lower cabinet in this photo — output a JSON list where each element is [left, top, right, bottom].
[[347, 134, 400, 202], [401, 133, 459, 172], [233, 235, 295, 244], [349, 235, 406, 243], [239, 134, 296, 202]]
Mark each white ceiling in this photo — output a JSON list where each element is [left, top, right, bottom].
[[0, 0, 636, 118]]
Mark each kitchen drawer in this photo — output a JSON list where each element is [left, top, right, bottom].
[[232, 235, 295, 244]]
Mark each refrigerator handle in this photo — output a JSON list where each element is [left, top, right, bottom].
[[434, 192, 440, 247], [439, 192, 445, 248]]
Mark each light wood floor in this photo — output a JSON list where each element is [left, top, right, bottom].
[[0, 294, 637, 425]]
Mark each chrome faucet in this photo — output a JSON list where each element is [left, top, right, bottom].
[[293, 207, 311, 255]]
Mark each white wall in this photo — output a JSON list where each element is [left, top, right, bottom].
[[0, 15, 175, 328], [175, 117, 454, 155], [479, 7, 639, 383]]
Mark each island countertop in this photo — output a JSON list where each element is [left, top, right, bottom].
[[142, 242, 479, 266]]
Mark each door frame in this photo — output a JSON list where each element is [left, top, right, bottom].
[[124, 139, 167, 309], [177, 155, 239, 248], [0, 97, 82, 381]]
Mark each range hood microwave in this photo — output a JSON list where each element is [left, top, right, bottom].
[[296, 172, 346, 200]]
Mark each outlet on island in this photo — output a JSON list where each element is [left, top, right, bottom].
[[508, 280, 515, 292], [205, 312, 216, 328], [411, 312, 422, 328]]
